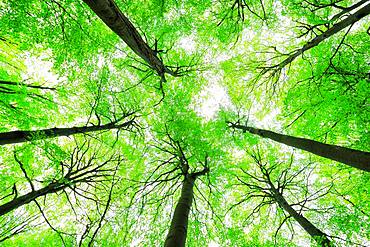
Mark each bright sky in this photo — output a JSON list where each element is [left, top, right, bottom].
[[178, 35, 197, 54], [208, 240, 220, 247], [193, 81, 232, 120], [22, 50, 63, 86]]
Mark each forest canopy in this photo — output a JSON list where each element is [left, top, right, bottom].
[[0, 0, 369, 246]]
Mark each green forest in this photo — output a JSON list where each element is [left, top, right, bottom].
[[0, 0, 369, 246]]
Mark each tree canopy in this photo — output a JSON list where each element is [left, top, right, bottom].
[[0, 0, 369, 246]]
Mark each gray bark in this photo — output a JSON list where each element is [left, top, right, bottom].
[[270, 184, 332, 246], [164, 176, 195, 247], [274, 2, 370, 70], [0, 80, 56, 90], [0, 181, 65, 216], [330, 0, 369, 22], [82, 0, 171, 78], [0, 120, 133, 146], [230, 124, 370, 172]]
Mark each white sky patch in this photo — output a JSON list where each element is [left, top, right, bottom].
[[224, 212, 232, 227], [193, 82, 232, 121], [243, 225, 253, 235], [97, 54, 105, 68], [112, 43, 128, 59], [240, 29, 257, 43], [177, 35, 197, 54], [214, 52, 231, 63], [164, 8, 185, 21], [203, 9, 211, 18], [130, 238, 143, 247], [208, 241, 220, 247], [203, 47, 231, 65], [22, 51, 65, 86], [229, 147, 245, 162]]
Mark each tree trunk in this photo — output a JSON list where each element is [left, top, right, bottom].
[[230, 124, 370, 172], [270, 186, 332, 246], [330, 0, 369, 22], [275, 2, 370, 70], [164, 176, 195, 247], [82, 0, 170, 77], [0, 182, 65, 216], [0, 80, 56, 90], [0, 120, 133, 146]]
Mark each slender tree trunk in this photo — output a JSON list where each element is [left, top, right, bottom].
[[330, 0, 369, 22], [82, 0, 170, 77], [164, 176, 195, 247], [229, 124, 370, 172], [275, 2, 370, 70], [0, 182, 65, 216], [0, 120, 133, 146], [270, 185, 332, 246], [0, 80, 56, 90]]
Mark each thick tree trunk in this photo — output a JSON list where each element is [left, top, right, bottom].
[[0, 182, 65, 216], [82, 0, 170, 77], [270, 186, 332, 246], [164, 176, 195, 247], [0, 120, 133, 146], [230, 124, 370, 172], [275, 2, 370, 70]]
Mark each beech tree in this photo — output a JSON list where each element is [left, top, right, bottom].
[[0, 0, 369, 246], [0, 145, 121, 217], [0, 139, 122, 245], [228, 122, 370, 172], [82, 0, 170, 79], [232, 149, 332, 246], [259, 2, 370, 77], [163, 149, 209, 247], [0, 114, 136, 146]]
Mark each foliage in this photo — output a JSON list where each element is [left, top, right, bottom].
[[0, 0, 369, 246]]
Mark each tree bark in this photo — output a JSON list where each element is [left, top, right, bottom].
[[330, 0, 369, 22], [82, 0, 170, 78], [270, 185, 332, 246], [164, 176, 195, 247], [229, 124, 370, 172], [275, 2, 370, 70], [0, 120, 133, 146], [0, 181, 65, 216], [0, 80, 56, 90]]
